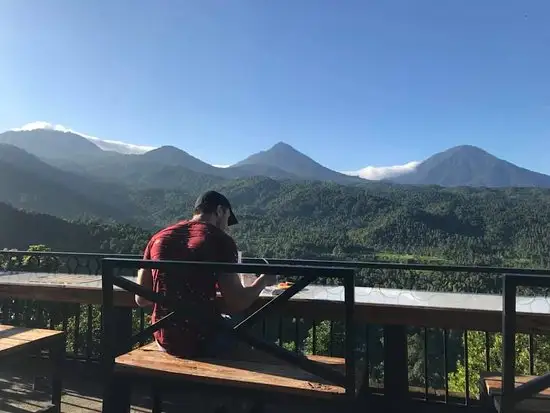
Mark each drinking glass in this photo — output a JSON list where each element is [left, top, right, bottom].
[[238, 251, 256, 287]]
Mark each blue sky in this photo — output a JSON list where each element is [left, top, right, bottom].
[[1, 1, 549, 176]]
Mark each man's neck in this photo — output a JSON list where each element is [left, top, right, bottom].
[[191, 214, 215, 226]]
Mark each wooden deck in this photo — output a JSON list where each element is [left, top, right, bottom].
[[0, 357, 485, 413], [2, 270, 545, 411], [0, 357, 346, 413]]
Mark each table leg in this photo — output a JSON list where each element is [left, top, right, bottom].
[[384, 325, 409, 410], [51, 335, 65, 413], [102, 307, 133, 413], [152, 388, 162, 413]]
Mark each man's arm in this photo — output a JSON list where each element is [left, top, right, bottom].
[[217, 273, 274, 313], [135, 268, 153, 307], [135, 239, 153, 307]]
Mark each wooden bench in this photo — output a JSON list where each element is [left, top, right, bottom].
[[480, 372, 550, 413], [101, 261, 360, 412], [110, 342, 361, 411], [0, 324, 65, 413]]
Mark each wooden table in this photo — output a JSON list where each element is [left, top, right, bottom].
[[0, 271, 131, 306], [2, 271, 550, 333], [2, 271, 550, 407]]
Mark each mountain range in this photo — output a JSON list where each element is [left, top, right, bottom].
[[2, 125, 550, 265], [2, 127, 550, 189]]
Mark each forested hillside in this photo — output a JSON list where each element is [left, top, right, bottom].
[[3, 177, 550, 268], [0, 202, 150, 254], [208, 179, 550, 266]]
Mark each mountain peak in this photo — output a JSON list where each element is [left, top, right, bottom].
[[0, 128, 105, 160], [271, 141, 295, 150], [148, 145, 186, 154], [392, 145, 550, 188], [232, 142, 361, 184], [446, 145, 490, 155], [8, 122, 155, 155], [142, 145, 217, 174]]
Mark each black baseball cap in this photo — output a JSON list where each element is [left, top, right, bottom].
[[194, 190, 238, 226]]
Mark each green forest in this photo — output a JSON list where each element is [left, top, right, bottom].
[[4, 176, 550, 266], [2, 176, 550, 399]]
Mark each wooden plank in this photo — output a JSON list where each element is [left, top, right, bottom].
[[0, 282, 132, 306], [483, 374, 550, 398], [0, 272, 133, 306], [249, 298, 550, 334], [25, 273, 101, 285], [114, 343, 351, 399], [481, 372, 550, 413], [0, 325, 64, 359]]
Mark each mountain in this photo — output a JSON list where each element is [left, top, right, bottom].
[[9, 122, 155, 155], [6, 128, 550, 189], [81, 136, 154, 154], [232, 142, 363, 184], [224, 164, 299, 180], [128, 145, 301, 181], [0, 129, 107, 161], [2, 129, 360, 185], [51, 153, 226, 192], [392, 145, 550, 188], [141, 146, 220, 175], [46, 142, 301, 188], [0, 202, 150, 253], [0, 144, 147, 223]]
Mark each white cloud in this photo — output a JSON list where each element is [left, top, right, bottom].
[[212, 164, 230, 168], [11, 121, 157, 155], [343, 161, 421, 180]]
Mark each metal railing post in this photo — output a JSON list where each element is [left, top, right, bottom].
[[344, 269, 356, 399], [501, 274, 517, 413]]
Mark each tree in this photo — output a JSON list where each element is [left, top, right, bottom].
[[448, 331, 550, 398]]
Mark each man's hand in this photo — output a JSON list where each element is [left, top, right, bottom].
[[218, 272, 275, 313], [258, 274, 278, 286]]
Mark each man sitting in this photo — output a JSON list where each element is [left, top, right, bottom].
[[135, 190, 276, 359]]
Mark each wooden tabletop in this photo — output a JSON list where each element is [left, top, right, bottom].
[[0, 271, 127, 306], [0, 324, 64, 359], [1, 271, 550, 333]]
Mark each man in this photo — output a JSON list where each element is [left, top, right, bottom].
[[135, 190, 276, 359]]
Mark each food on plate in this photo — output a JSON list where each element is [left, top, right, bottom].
[[276, 281, 294, 289]]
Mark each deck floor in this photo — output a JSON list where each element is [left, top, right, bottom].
[[0, 358, 341, 412], [0, 358, 479, 413]]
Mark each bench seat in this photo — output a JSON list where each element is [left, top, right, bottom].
[[480, 372, 550, 413], [0, 324, 65, 413], [0, 325, 64, 359], [115, 342, 358, 400]]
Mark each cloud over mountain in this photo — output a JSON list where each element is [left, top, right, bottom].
[[343, 161, 421, 180], [11, 121, 156, 155]]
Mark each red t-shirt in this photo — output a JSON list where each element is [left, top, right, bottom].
[[142, 220, 238, 357]]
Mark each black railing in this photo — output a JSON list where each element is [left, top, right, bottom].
[[0, 250, 142, 362], [501, 273, 550, 413], [1, 249, 550, 409]]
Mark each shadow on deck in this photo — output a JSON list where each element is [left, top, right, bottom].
[[0, 358, 343, 413], [0, 358, 487, 413], [0, 357, 264, 412]]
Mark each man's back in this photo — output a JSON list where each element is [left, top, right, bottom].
[[143, 219, 237, 357]]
